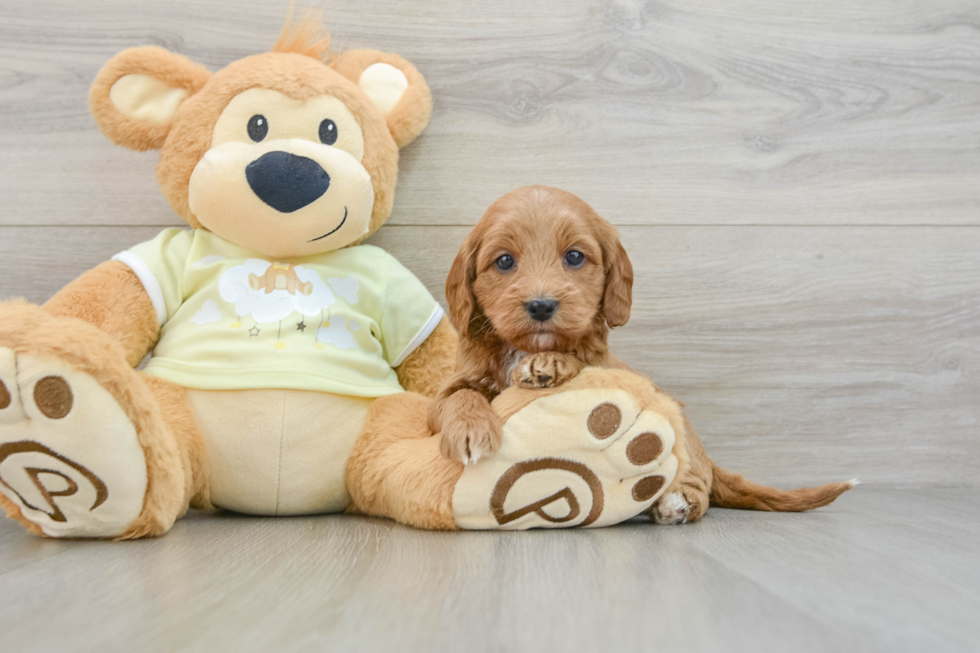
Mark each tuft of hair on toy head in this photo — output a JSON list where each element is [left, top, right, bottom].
[[272, 4, 332, 62]]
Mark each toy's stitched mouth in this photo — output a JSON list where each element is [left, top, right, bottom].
[[309, 206, 348, 242]]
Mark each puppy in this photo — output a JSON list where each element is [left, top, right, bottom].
[[429, 185, 855, 524]]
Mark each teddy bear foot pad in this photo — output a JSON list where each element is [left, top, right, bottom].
[[453, 386, 678, 530], [0, 348, 147, 538]]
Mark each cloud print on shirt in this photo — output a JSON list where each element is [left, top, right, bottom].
[[327, 276, 359, 304], [190, 299, 223, 324], [317, 316, 361, 350], [218, 259, 335, 323]]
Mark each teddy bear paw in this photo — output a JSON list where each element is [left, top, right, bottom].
[[452, 385, 678, 529], [0, 347, 147, 538]]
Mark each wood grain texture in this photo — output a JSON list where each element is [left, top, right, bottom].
[[0, 0, 979, 226], [0, 488, 976, 652], [1, 3, 979, 647], [1, 225, 977, 487]]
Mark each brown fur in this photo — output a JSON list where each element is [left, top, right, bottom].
[[140, 376, 212, 512], [271, 8, 332, 62], [430, 185, 633, 463], [346, 392, 463, 530], [348, 316, 458, 520], [709, 466, 854, 512], [44, 261, 159, 368], [435, 186, 853, 521], [394, 316, 458, 398]]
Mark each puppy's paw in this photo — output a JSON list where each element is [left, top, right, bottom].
[[438, 390, 503, 465], [511, 352, 585, 389], [441, 416, 503, 465], [650, 491, 691, 525]]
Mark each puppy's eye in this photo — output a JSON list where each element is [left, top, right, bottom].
[[319, 119, 338, 145], [495, 254, 515, 272], [247, 115, 268, 142], [564, 250, 585, 268]]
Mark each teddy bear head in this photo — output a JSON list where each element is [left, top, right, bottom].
[[89, 14, 431, 259]]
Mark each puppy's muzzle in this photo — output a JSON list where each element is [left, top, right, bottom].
[[525, 298, 559, 322], [246, 151, 330, 213]]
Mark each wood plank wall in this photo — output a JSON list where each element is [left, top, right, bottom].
[[1, 0, 977, 486]]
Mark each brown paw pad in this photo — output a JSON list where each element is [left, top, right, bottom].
[[34, 375, 73, 419], [0, 379, 10, 410], [626, 432, 664, 466], [632, 475, 666, 502], [587, 402, 622, 440]]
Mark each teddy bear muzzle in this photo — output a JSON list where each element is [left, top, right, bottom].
[[187, 138, 375, 258]]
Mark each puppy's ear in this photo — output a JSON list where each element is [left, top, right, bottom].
[[89, 46, 210, 151], [446, 230, 480, 334], [332, 49, 432, 148], [600, 226, 634, 328]]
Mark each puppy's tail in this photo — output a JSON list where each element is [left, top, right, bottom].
[[709, 464, 857, 512]]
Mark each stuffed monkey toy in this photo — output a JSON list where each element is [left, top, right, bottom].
[[0, 16, 680, 537]]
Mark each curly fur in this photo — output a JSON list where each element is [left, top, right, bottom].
[[433, 186, 854, 522], [430, 186, 634, 463]]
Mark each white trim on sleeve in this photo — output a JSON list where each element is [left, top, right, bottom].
[[390, 303, 445, 368], [112, 251, 167, 327]]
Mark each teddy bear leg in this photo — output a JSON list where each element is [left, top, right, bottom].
[[0, 305, 205, 539], [349, 369, 684, 531], [346, 392, 463, 530]]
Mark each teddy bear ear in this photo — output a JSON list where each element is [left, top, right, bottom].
[[332, 49, 432, 148], [89, 46, 211, 152]]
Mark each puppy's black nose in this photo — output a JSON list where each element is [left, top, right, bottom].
[[246, 151, 330, 213], [525, 298, 558, 322]]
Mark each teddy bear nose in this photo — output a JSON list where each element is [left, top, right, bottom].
[[245, 151, 330, 213]]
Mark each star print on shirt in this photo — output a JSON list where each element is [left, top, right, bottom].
[[296, 320, 307, 332], [249, 326, 260, 337]]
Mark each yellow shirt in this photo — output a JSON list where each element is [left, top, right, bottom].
[[113, 228, 443, 397]]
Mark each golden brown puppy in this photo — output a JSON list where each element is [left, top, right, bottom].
[[429, 185, 855, 524]]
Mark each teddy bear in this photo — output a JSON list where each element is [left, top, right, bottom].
[[0, 15, 681, 538]]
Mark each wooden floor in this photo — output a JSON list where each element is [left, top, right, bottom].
[[0, 0, 978, 650], [0, 488, 976, 652]]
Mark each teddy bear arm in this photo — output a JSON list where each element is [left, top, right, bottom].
[[394, 315, 457, 398], [44, 261, 160, 368]]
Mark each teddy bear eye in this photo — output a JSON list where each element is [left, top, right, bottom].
[[319, 119, 338, 145], [247, 115, 268, 142]]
